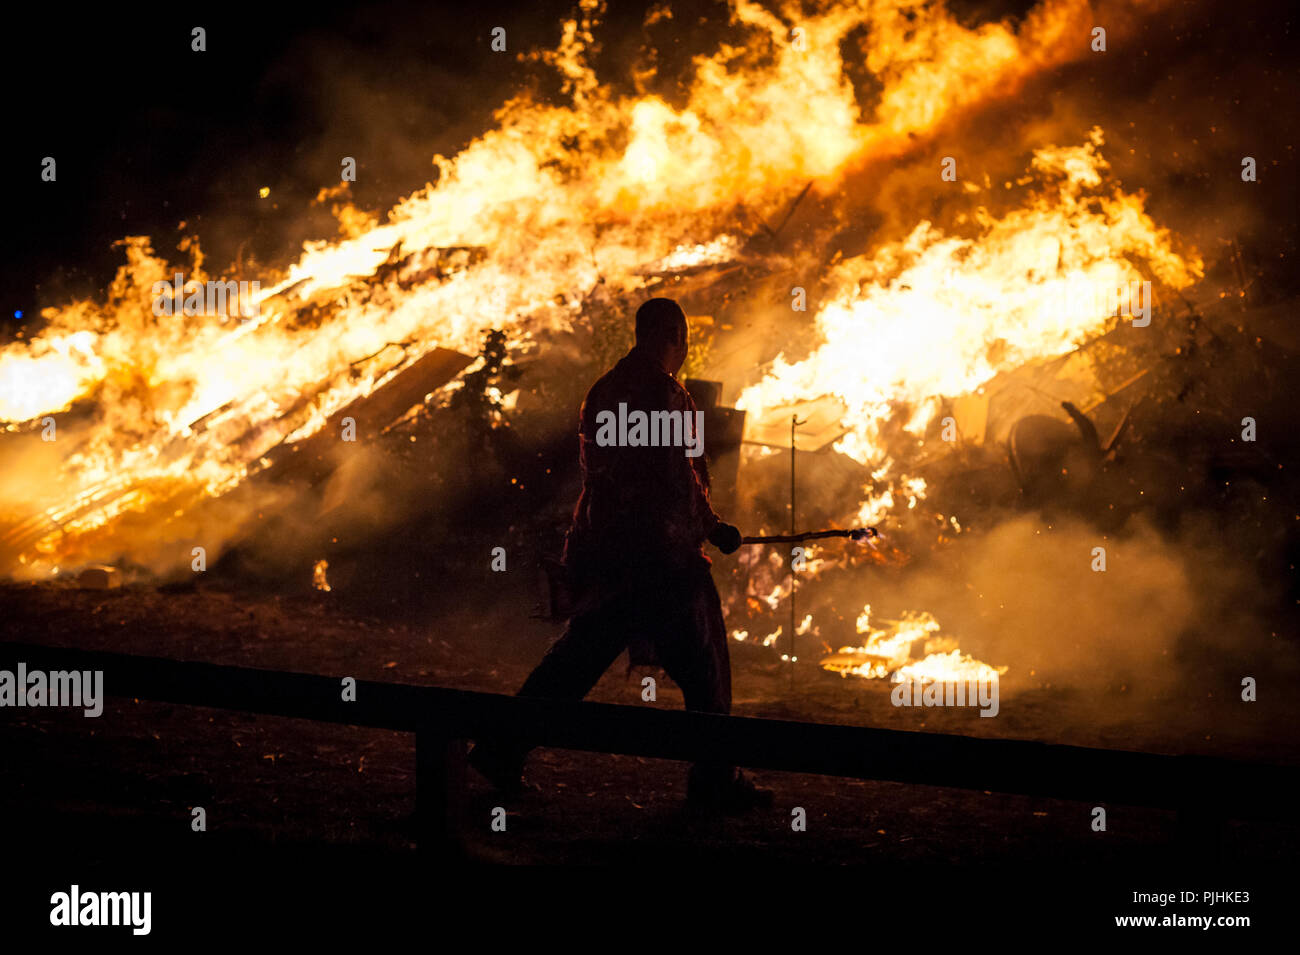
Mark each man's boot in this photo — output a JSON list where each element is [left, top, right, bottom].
[[467, 743, 532, 796], [686, 766, 773, 812]]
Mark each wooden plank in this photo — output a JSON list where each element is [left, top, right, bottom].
[[261, 346, 474, 483], [744, 396, 847, 451]]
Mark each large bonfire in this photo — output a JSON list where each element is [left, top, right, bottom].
[[0, 0, 1202, 684]]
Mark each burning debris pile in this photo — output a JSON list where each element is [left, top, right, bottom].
[[3, 0, 1291, 686], [820, 607, 1008, 683]]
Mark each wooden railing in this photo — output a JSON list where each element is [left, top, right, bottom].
[[2, 640, 1293, 857]]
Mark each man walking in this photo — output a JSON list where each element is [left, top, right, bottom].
[[470, 297, 770, 811]]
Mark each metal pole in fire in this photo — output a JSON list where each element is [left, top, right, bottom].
[[789, 414, 805, 693]]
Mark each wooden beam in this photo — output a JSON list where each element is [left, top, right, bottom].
[[1, 640, 1293, 822]]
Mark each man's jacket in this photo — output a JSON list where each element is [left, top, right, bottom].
[[562, 345, 720, 591]]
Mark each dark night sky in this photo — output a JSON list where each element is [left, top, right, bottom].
[[2, 1, 573, 311], [0, 0, 1048, 316], [1, 0, 706, 314]]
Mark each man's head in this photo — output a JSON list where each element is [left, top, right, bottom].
[[635, 297, 688, 375]]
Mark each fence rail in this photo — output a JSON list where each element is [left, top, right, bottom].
[[2, 640, 1293, 857]]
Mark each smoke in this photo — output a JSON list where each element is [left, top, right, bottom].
[[885, 516, 1193, 691], [791, 504, 1298, 706]]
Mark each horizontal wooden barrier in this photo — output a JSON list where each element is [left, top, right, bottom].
[[2, 640, 1293, 857]]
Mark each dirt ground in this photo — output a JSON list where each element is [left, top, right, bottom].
[[1, 572, 1295, 928]]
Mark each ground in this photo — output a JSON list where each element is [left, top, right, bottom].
[[2, 574, 1296, 897]]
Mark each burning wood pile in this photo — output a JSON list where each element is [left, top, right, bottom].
[[2, 0, 1291, 688]]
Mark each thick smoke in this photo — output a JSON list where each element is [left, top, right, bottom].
[[866, 514, 1283, 693]]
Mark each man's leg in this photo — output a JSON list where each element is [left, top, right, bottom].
[[516, 602, 629, 700], [654, 559, 731, 715], [469, 598, 628, 790], [651, 559, 739, 798]]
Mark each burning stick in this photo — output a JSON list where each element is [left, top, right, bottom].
[[740, 528, 878, 545]]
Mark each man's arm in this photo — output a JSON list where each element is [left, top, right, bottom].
[[667, 381, 741, 554]]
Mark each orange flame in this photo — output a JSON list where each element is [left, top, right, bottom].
[[1, 0, 1193, 581]]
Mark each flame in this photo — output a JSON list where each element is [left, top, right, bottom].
[[312, 559, 331, 592], [650, 235, 742, 272], [820, 606, 1007, 683], [1, 0, 1193, 582], [894, 650, 1007, 684], [737, 127, 1202, 526], [0, 331, 105, 422]]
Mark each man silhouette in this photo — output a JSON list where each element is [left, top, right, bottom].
[[470, 297, 771, 810]]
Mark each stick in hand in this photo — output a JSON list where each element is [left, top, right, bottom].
[[740, 528, 878, 545]]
